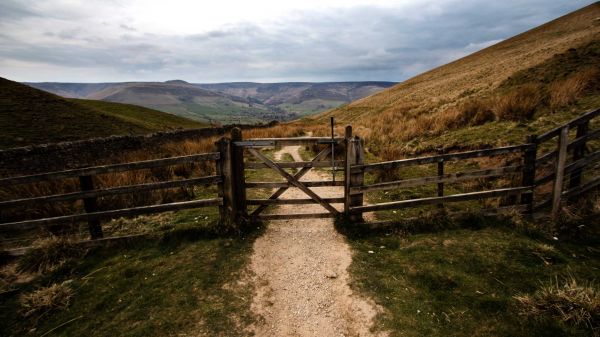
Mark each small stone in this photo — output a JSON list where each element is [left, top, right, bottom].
[[326, 271, 338, 279], [368, 250, 374, 254]]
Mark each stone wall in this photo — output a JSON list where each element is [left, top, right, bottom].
[[0, 128, 225, 177]]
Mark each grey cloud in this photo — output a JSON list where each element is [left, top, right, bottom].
[[0, 0, 595, 82]]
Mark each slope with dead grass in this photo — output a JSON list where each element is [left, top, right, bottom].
[[302, 3, 600, 159]]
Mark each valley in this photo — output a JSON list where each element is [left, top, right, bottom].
[[27, 80, 395, 124]]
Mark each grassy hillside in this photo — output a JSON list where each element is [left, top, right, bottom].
[[30, 81, 296, 125], [196, 81, 395, 116], [312, 3, 600, 159], [0, 78, 206, 149], [28, 81, 394, 122], [71, 99, 207, 131]]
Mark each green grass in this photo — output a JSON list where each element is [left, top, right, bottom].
[[0, 208, 259, 337], [0, 77, 206, 149], [341, 215, 600, 337], [146, 99, 288, 125], [72, 99, 206, 131], [278, 99, 346, 116]]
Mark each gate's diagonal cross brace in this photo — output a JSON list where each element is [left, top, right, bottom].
[[250, 146, 332, 216], [247, 148, 339, 215]]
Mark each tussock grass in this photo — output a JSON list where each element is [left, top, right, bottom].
[[550, 67, 600, 109], [494, 84, 543, 121], [19, 281, 73, 318], [515, 276, 600, 335], [17, 236, 86, 274]]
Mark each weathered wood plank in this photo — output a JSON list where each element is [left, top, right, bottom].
[[344, 125, 353, 215], [537, 108, 600, 143], [0, 198, 222, 231], [254, 212, 336, 220], [215, 137, 231, 224], [250, 146, 332, 216], [353, 144, 528, 173], [563, 176, 600, 199], [245, 181, 343, 188], [235, 137, 343, 147], [569, 121, 589, 193], [535, 173, 555, 186], [552, 126, 569, 217], [350, 186, 532, 213], [245, 161, 344, 169], [79, 175, 103, 239], [231, 128, 247, 222], [521, 138, 537, 213], [536, 127, 600, 164], [348, 136, 365, 222], [247, 197, 344, 205], [437, 157, 444, 208], [0, 152, 220, 187], [248, 148, 339, 214], [0, 176, 222, 209], [350, 165, 523, 194], [564, 149, 600, 175]]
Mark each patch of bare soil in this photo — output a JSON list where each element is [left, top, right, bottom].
[[249, 145, 386, 337]]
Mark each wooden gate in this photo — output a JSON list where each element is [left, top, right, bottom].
[[234, 133, 348, 221]]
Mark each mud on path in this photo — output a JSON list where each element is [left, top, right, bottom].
[[249, 145, 385, 337]]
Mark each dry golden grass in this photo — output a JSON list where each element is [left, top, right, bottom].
[[322, 4, 600, 125], [292, 4, 600, 160], [494, 84, 543, 121], [515, 276, 600, 335], [0, 137, 221, 223], [550, 67, 600, 109], [17, 236, 86, 274], [19, 281, 74, 317]]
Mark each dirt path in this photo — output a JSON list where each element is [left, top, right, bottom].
[[249, 145, 385, 337]]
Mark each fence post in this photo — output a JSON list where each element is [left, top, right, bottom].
[[568, 120, 588, 198], [521, 135, 537, 214], [437, 149, 444, 209], [215, 137, 234, 224], [230, 128, 247, 224], [344, 125, 353, 215], [552, 126, 569, 218], [347, 135, 365, 223], [79, 175, 103, 239]]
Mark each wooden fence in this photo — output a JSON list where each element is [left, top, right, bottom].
[[0, 152, 223, 245], [0, 108, 599, 253]]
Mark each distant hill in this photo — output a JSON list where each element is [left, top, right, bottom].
[[27, 81, 395, 122], [195, 82, 396, 116], [313, 2, 600, 157], [0, 77, 206, 149]]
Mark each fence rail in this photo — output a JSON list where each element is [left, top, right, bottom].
[[0, 152, 223, 240], [1, 107, 599, 253]]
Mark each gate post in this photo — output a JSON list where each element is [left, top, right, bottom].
[[344, 126, 353, 215], [521, 135, 537, 214], [230, 128, 247, 224], [79, 175, 103, 239], [216, 137, 234, 224], [345, 126, 365, 223], [552, 126, 569, 218], [568, 120, 588, 200]]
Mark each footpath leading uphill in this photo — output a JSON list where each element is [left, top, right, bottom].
[[249, 145, 386, 337]]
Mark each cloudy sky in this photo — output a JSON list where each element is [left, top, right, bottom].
[[0, 0, 594, 83]]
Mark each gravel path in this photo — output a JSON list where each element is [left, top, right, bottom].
[[249, 145, 385, 337]]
